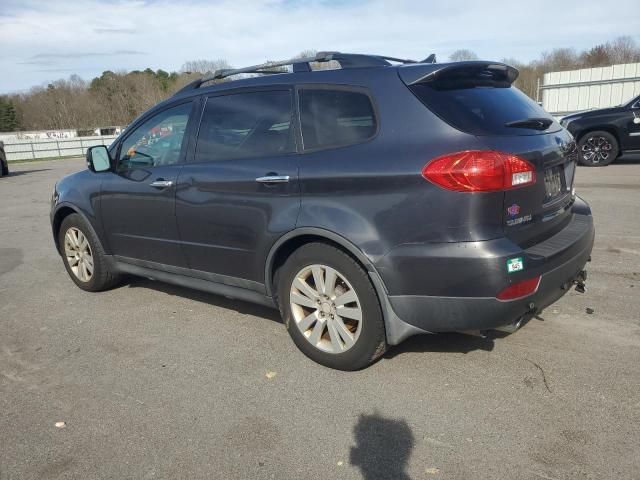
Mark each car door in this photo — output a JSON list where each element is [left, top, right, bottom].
[[175, 88, 300, 289], [100, 100, 196, 267], [626, 98, 640, 151]]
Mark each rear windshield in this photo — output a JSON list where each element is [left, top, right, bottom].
[[410, 84, 560, 136]]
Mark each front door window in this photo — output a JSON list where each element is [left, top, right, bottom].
[[118, 103, 192, 172]]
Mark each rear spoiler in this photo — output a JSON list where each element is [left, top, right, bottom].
[[398, 61, 519, 87]]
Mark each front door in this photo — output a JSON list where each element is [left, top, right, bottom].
[[175, 89, 300, 288], [626, 99, 640, 151], [100, 101, 195, 267]]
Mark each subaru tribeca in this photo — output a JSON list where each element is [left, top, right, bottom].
[[51, 52, 594, 370]]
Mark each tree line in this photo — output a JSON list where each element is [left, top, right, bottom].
[[1, 37, 639, 133]]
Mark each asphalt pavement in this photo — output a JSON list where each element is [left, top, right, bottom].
[[1, 157, 639, 479]]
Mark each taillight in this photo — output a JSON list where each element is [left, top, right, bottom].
[[422, 150, 536, 192], [496, 276, 541, 301]]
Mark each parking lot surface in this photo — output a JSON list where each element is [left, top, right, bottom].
[[1, 157, 639, 480]]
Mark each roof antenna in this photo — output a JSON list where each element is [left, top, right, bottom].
[[421, 54, 436, 64]]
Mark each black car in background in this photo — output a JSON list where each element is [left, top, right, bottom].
[[50, 53, 594, 370], [0, 141, 8, 177], [561, 94, 640, 166]]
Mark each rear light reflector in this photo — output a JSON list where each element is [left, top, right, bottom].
[[496, 276, 541, 301], [422, 150, 536, 192]]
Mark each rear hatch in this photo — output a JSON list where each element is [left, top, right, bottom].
[[400, 62, 578, 246]]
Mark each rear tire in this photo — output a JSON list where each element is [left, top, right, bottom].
[[577, 131, 618, 166], [0, 160, 7, 177], [277, 242, 386, 370], [58, 213, 121, 292]]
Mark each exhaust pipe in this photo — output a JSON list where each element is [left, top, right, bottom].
[[494, 316, 525, 334]]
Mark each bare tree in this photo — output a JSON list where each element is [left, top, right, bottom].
[[180, 59, 232, 74], [605, 36, 640, 64], [449, 49, 479, 62]]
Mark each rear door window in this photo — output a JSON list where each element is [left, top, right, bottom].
[[194, 90, 295, 163], [410, 84, 560, 136], [299, 88, 377, 150]]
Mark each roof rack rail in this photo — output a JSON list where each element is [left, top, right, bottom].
[[174, 51, 436, 95]]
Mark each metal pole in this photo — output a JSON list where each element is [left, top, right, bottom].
[[536, 77, 541, 104]]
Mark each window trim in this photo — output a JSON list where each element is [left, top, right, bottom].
[[113, 99, 197, 171], [295, 84, 380, 153], [187, 86, 299, 165]]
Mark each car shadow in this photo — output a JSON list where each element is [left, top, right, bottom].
[[121, 276, 516, 356], [350, 413, 415, 480], [123, 276, 283, 324], [613, 154, 640, 164], [384, 331, 495, 359], [4, 168, 52, 177]]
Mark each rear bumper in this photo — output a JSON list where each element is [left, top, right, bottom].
[[377, 197, 594, 334]]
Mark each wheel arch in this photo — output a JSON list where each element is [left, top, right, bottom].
[[265, 227, 428, 345], [265, 228, 379, 298], [51, 204, 97, 252], [575, 126, 621, 150]]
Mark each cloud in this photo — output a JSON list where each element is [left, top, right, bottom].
[[30, 50, 145, 60], [1, 0, 639, 93], [93, 27, 136, 34]]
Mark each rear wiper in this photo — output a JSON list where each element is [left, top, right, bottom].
[[504, 118, 553, 130]]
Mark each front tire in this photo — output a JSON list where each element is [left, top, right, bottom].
[[578, 131, 618, 166], [58, 213, 120, 292], [278, 243, 386, 370]]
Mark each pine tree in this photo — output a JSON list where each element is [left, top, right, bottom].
[[0, 97, 19, 132]]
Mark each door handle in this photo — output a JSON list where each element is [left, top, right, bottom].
[[150, 179, 174, 188], [255, 175, 290, 184]]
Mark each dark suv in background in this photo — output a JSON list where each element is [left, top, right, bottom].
[[51, 52, 594, 370], [561, 94, 640, 166]]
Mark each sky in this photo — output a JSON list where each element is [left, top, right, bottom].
[[1, 0, 639, 94]]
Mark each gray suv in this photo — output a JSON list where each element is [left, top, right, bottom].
[[51, 52, 594, 370]]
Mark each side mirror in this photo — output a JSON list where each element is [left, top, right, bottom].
[[86, 145, 111, 172]]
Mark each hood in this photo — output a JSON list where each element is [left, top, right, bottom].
[[562, 105, 624, 122]]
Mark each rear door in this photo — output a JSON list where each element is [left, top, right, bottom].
[[175, 88, 300, 287], [405, 65, 576, 246]]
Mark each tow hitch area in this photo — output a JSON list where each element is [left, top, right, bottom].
[[574, 270, 587, 294], [561, 269, 588, 293]]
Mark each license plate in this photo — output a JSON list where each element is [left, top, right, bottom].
[[544, 167, 563, 199]]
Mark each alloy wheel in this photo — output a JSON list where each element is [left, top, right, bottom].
[[289, 264, 363, 354], [63, 227, 94, 282], [581, 135, 612, 164]]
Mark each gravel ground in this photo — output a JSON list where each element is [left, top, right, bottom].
[[1, 157, 639, 480]]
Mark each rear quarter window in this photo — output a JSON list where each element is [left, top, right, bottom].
[[410, 84, 560, 136], [299, 89, 377, 150]]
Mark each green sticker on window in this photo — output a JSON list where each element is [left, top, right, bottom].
[[507, 257, 524, 273]]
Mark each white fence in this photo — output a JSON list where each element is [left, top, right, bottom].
[[540, 62, 640, 118], [3, 135, 118, 162]]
